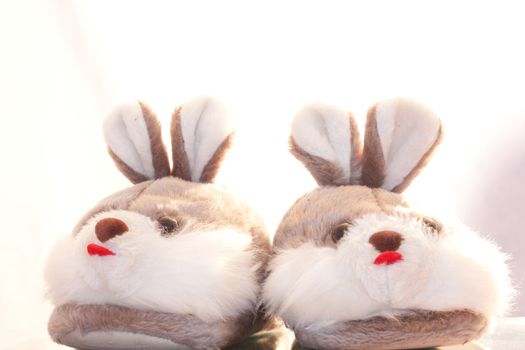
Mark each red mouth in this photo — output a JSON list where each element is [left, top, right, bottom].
[[374, 251, 403, 265], [87, 243, 115, 256]]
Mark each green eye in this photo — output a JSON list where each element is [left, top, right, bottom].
[[421, 217, 442, 234], [158, 216, 179, 236], [332, 222, 352, 243]]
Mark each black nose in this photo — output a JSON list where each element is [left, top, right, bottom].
[[369, 231, 403, 252], [95, 218, 128, 242]]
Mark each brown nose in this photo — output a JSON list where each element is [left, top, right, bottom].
[[95, 218, 128, 242], [369, 231, 403, 252]]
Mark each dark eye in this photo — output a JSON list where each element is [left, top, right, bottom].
[[421, 217, 442, 234], [332, 222, 352, 243], [158, 216, 179, 236]]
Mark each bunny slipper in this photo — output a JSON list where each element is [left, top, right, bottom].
[[45, 97, 274, 350], [263, 98, 513, 350]]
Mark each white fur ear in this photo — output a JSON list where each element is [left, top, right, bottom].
[[103, 101, 170, 184], [361, 98, 442, 192], [290, 104, 361, 186], [172, 97, 234, 182]]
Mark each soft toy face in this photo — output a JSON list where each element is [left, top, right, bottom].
[[45, 98, 273, 350], [335, 211, 438, 305], [46, 177, 265, 322], [264, 186, 510, 327], [263, 98, 512, 347]]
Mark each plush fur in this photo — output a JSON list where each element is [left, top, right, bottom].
[[49, 304, 271, 350], [46, 176, 273, 348], [361, 98, 442, 192], [290, 104, 360, 185], [170, 106, 193, 181], [47, 98, 274, 349], [360, 106, 385, 189], [294, 309, 488, 350], [72, 181, 152, 235], [265, 209, 511, 328], [265, 97, 512, 349], [46, 210, 259, 322], [138, 102, 171, 179], [175, 97, 234, 182], [103, 102, 170, 183], [273, 186, 406, 249], [71, 177, 271, 268], [199, 132, 235, 183], [60, 330, 188, 350], [289, 138, 348, 187], [348, 115, 363, 181]]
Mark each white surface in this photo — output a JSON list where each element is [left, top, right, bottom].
[[1, 0, 525, 347]]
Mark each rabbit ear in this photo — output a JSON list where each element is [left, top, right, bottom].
[[290, 104, 362, 186], [170, 97, 234, 183], [361, 98, 442, 193], [103, 101, 171, 184]]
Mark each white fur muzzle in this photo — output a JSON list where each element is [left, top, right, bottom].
[[263, 212, 512, 327], [45, 210, 258, 322]]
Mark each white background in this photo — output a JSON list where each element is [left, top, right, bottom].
[[0, 1, 524, 348]]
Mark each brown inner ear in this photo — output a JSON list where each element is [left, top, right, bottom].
[[199, 132, 235, 183], [138, 102, 171, 179], [170, 107, 192, 181], [360, 104, 386, 189]]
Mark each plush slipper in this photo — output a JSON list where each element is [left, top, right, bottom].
[[45, 98, 273, 350], [293, 309, 487, 350], [263, 98, 513, 350]]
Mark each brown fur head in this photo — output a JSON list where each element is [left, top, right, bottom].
[[274, 186, 409, 250]]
